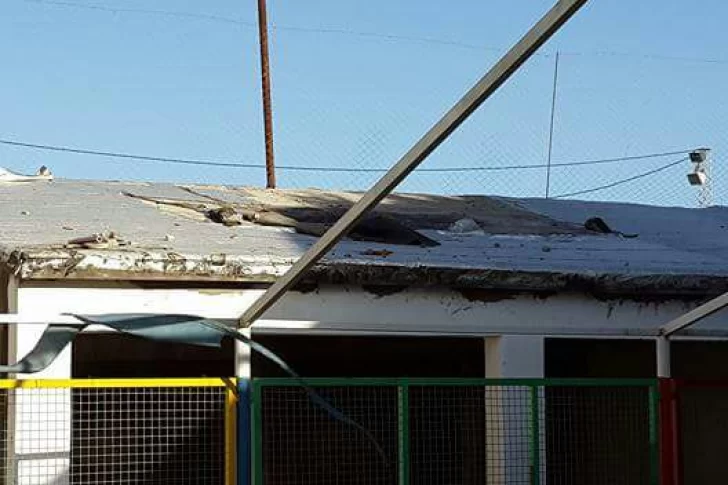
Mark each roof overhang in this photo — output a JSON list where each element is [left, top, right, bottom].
[[6, 247, 728, 300]]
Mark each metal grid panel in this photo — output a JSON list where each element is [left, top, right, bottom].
[[253, 379, 658, 485], [544, 385, 655, 485], [409, 384, 533, 485], [0, 379, 232, 485], [256, 385, 398, 485], [678, 382, 728, 485]]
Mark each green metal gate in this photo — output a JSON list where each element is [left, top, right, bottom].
[[251, 378, 659, 485]]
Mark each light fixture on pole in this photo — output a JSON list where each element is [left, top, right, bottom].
[[687, 148, 712, 208]]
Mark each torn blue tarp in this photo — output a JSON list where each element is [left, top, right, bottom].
[[1, 313, 388, 461], [0, 314, 225, 374]]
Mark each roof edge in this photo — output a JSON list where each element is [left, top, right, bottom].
[[5, 249, 728, 300]]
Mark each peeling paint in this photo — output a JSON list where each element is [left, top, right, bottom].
[[458, 289, 517, 303], [606, 303, 615, 319], [361, 284, 408, 298], [450, 305, 474, 316], [292, 282, 319, 295]]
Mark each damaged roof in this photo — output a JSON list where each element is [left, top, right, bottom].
[[1, 178, 728, 297]]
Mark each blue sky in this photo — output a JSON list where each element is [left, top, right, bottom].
[[1, 1, 727, 206]]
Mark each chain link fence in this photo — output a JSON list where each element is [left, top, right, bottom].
[[2, 1, 725, 208], [263, 3, 725, 208]]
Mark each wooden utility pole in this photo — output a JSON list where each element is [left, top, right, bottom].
[[238, 0, 590, 328], [257, 0, 276, 188]]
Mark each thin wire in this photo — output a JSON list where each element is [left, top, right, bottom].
[[553, 157, 688, 199], [24, 0, 254, 25], [545, 51, 560, 198], [20, 0, 728, 65], [559, 49, 728, 66], [0, 138, 263, 169], [0, 138, 695, 173], [21, 0, 503, 53]]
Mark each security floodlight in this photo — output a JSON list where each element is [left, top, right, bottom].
[[687, 171, 707, 186], [687, 148, 712, 207], [689, 148, 709, 164]]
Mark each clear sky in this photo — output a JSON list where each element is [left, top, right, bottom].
[[2, 0, 727, 206]]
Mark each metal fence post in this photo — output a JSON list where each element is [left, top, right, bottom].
[[398, 382, 410, 485], [658, 378, 679, 485], [225, 381, 239, 485], [250, 380, 264, 485], [237, 379, 251, 485], [648, 381, 660, 485], [530, 385, 541, 485]]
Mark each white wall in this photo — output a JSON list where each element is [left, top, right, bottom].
[[12, 282, 724, 377], [7, 282, 724, 484], [13, 283, 717, 337]]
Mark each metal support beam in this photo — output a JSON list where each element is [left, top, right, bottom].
[[660, 291, 728, 337], [237, 0, 590, 327]]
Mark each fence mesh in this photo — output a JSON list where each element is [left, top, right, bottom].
[[0, 380, 232, 485], [677, 381, 728, 485], [3, 1, 726, 208], [256, 385, 398, 485], [252, 378, 658, 485], [544, 385, 654, 485]]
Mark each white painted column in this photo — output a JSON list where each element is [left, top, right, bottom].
[[235, 329, 252, 380], [485, 336, 545, 485], [13, 289, 72, 485]]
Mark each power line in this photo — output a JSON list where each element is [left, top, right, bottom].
[[395, 149, 693, 173], [23, 0, 251, 26], [0, 138, 262, 169], [21, 0, 503, 53], [0, 137, 695, 173], [554, 157, 688, 199], [559, 49, 728, 66], [20, 0, 728, 65]]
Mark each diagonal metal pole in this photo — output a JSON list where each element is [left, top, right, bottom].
[[660, 291, 728, 337], [239, 0, 590, 328]]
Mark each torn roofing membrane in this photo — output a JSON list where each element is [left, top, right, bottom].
[[2, 181, 728, 295], [3, 313, 389, 460]]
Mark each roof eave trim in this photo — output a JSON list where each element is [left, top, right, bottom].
[[6, 248, 728, 299]]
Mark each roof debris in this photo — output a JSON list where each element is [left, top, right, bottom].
[[1, 180, 727, 296], [66, 231, 128, 250], [0, 165, 53, 183], [124, 190, 439, 247], [584, 217, 638, 238], [448, 218, 484, 234], [360, 249, 394, 258]]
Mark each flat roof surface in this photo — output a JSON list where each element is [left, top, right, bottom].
[[1, 178, 727, 296]]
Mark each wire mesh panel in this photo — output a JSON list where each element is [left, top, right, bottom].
[[254, 384, 399, 485], [544, 384, 656, 485], [252, 378, 658, 485], [409, 384, 533, 485], [0, 379, 234, 485], [677, 381, 728, 485]]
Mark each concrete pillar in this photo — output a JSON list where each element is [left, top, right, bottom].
[[485, 336, 545, 485], [13, 289, 72, 485], [235, 329, 252, 379], [485, 335, 545, 379]]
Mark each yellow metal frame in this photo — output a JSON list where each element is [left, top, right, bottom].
[[0, 378, 231, 389], [0, 377, 238, 485], [225, 383, 238, 485]]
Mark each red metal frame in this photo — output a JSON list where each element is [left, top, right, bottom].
[[659, 378, 681, 485]]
